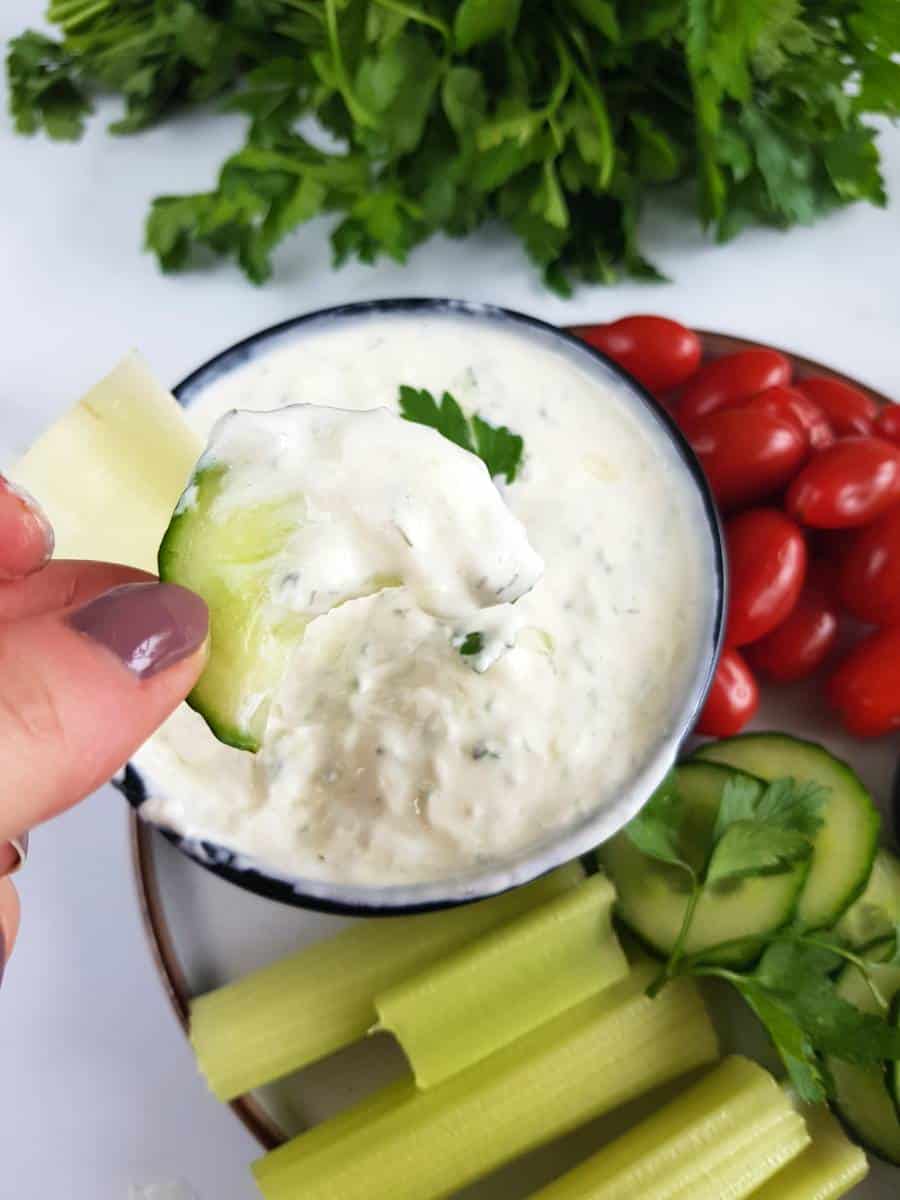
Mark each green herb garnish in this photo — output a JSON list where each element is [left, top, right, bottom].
[[627, 772, 900, 1103], [7, 4, 898, 291], [399, 386, 523, 484], [458, 631, 484, 657]]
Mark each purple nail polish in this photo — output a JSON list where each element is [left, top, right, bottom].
[[66, 583, 208, 679]]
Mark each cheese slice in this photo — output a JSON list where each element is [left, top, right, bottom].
[[8, 352, 200, 574]]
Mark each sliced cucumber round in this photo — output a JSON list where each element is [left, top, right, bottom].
[[891, 994, 900, 1125], [159, 465, 308, 751], [693, 733, 880, 931], [601, 761, 808, 966], [827, 960, 900, 1164], [835, 848, 900, 952]]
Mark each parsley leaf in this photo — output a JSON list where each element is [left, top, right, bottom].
[[458, 631, 484, 657], [398, 385, 524, 484], [624, 771, 694, 878], [705, 824, 813, 887], [705, 775, 826, 885], [7, 3, 898, 289]]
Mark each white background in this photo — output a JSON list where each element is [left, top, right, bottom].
[[2, 1, 900, 1195]]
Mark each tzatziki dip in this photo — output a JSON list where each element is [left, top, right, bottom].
[[137, 310, 715, 887]]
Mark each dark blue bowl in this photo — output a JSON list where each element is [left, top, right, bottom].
[[118, 299, 726, 915]]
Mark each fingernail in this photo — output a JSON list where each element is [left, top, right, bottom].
[[66, 582, 208, 679], [0, 475, 55, 577]]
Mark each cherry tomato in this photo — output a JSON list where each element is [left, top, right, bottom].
[[696, 649, 759, 736], [570, 316, 702, 393], [795, 376, 877, 437], [874, 406, 900, 447], [725, 509, 807, 647], [808, 529, 860, 569], [745, 580, 838, 682], [786, 437, 900, 529], [839, 506, 900, 627], [679, 348, 791, 426], [687, 408, 808, 511], [742, 386, 834, 451], [828, 626, 900, 737], [806, 556, 843, 607]]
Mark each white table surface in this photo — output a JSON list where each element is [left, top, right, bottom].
[[2, 4, 900, 1195]]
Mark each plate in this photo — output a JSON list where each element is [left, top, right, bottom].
[[130, 327, 899, 1197]]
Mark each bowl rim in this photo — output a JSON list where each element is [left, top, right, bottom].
[[120, 298, 726, 914]]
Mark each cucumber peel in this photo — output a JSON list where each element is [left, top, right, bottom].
[[159, 464, 309, 750]]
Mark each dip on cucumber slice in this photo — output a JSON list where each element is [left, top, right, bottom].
[[159, 405, 543, 751]]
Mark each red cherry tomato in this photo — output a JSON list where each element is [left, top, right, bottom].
[[745, 580, 838, 683], [725, 509, 807, 647], [874, 406, 900, 447], [786, 437, 900, 529], [808, 529, 860, 569], [570, 316, 702, 393], [828, 626, 900, 737], [839, 506, 900, 627], [795, 377, 877, 437], [679, 348, 791, 426], [806, 556, 843, 607], [742, 386, 834, 451], [687, 408, 808, 511], [696, 649, 759, 736]]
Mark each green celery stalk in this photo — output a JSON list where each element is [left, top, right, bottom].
[[190, 862, 584, 1099], [252, 964, 719, 1200], [528, 1056, 808, 1200], [376, 874, 627, 1087], [750, 1101, 868, 1199]]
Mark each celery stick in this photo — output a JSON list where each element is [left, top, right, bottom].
[[9, 353, 201, 573], [190, 863, 584, 1100], [750, 1102, 868, 1199], [529, 1056, 808, 1200], [252, 965, 718, 1200], [376, 874, 627, 1088]]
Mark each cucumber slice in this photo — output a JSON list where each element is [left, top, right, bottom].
[[890, 994, 900, 1125], [159, 465, 309, 750], [601, 762, 808, 966], [826, 961, 900, 1164], [835, 849, 900, 952], [693, 734, 879, 930]]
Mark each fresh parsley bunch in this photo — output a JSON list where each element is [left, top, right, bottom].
[[7, 1, 900, 291], [628, 772, 900, 1104]]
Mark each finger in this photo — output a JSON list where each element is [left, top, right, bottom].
[[0, 878, 21, 983], [0, 476, 54, 580], [0, 582, 208, 841], [0, 559, 154, 623]]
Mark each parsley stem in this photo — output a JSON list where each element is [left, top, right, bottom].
[[324, 0, 378, 129], [371, 0, 451, 40], [666, 878, 701, 977]]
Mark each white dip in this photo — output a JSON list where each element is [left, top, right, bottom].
[[137, 313, 713, 886]]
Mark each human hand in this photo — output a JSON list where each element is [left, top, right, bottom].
[[0, 475, 208, 983]]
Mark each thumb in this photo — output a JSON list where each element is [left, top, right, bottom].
[[0, 582, 208, 840]]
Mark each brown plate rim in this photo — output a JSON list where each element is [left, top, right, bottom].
[[128, 326, 895, 1153]]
